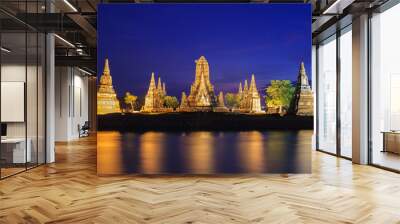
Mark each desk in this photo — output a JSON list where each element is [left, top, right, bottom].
[[1, 138, 31, 163], [382, 131, 400, 154]]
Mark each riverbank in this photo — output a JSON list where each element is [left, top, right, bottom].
[[98, 112, 313, 131]]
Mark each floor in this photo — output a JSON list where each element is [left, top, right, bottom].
[[1, 163, 43, 178], [372, 151, 400, 171], [1, 167, 25, 178], [0, 136, 399, 223]]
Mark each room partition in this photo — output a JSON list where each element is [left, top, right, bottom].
[[0, 0, 47, 179]]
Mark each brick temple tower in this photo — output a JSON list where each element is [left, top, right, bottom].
[[290, 62, 314, 116]]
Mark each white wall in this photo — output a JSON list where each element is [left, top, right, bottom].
[[1, 63, 46, 164], [1, 65, 42, 138], [55, 67, 89, 141], [1, 65, 26, 139]]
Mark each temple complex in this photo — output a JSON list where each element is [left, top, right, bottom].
[[214, 91, 229, 112], [97, 56, 314, 116], [187, 56, 217, 111], [141, 73, 167, 112], [289, 62, 314, 116], [238, 74, 262, 113], [97, 58, 121, 115]]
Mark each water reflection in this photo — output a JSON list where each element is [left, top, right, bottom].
[[237, 131, 265, 173], [97, 131, 124, 174], [97, 130, 312, 175], [140, 132, 165, 174], [184, 132, 215, 174]]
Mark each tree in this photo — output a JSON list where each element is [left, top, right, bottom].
[[124, 92, 137, 112], [164, 96, 179, 109], [225, 93, 239, 109], [265, 80, 295, 112], [135, 95, 145, 111]]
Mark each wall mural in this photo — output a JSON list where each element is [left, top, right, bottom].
[[97, 3, 313, 175]]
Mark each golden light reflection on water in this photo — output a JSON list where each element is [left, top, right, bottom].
[[294, 130, 312, 172], [264, 131, 289, 163], [184, 132, 215, 174], [237, 131, 265, 173], [140, 132, 165, 174], [97, 131, 124, 175], [97, 130, 312, 175]]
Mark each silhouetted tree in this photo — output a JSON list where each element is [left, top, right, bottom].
[[135, 95, 145, 111]]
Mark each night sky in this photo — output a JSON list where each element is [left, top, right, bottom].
[[97, 4, 311, 98]]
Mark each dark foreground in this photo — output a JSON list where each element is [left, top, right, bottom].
[[98, 112, 313, 131]]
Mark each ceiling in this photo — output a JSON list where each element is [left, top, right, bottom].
[[0, 0, 389, 74]]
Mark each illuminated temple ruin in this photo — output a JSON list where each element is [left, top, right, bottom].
[[185, 56, 217, 111], [237, 74, 262, 113], [141, 73, 170, 112], [97, 56, 298, 115], [97, 58, 121, 115], [178, 92, 191, 112], [289, 62, 314, 116], [214, 91, 229, 112]]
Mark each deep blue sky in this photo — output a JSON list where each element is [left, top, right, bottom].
[[98, 4, 311, 98]]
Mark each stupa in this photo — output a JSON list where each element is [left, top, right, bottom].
[[97, 58, 121, 115], [238, 74, 262, 113], [178, 92, 191, 112], [239, 80, 249, 109], [214, 91, 229, 112], [141, 73, 166, 112], [187, 56, 217, 111], [248, 74, 262, 113], [289, 62, 314, 116], [237, 82, 243, 103], [162, 83, 166, 95]]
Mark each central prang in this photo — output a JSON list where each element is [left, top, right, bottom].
[[186, 56, 217, 111]]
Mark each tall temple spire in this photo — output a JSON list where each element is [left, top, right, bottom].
[[157, 77, 162, 92], [244, 80, 248, 92], [148, 72, 156, 93], [289, 61, 314, 116], [298, 61, 310, 89], [238, 74, 262, 113], [103, 58, 110, 76], [195, 56, 210, 84], [97, 58, 121, 115], [300, 61, 305, 72], [162, 82, 166, 95], [99, 58, 113, 86], [249, 74, 257, 91], [238, 82, 243, 94], [187, 55, 216, 109], [142, 72, 166, 112], [195, 70, 210, 106]]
